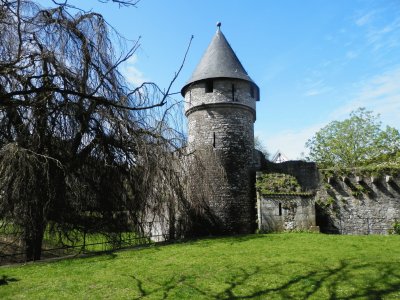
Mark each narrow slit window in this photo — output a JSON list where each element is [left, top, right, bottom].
[[231, 84, 235, 101], [205, 80, 213, 93], [250, 84, 254, 98], [213, 132, 216, 148], [278, 203, 282, 216]]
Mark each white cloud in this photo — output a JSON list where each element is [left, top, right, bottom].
[[355, 11, 375, 27], [303, 79, 332, 97], [257, 123, 325, 160], [260, 66, 400, 160], [121, 54, 148, 87], [345, 51, 358, 60], [304, 87, 331, 97], [365, 17, 400, 51], [331, 65, 400, 129]]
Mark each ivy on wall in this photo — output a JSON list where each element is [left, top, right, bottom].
[[320, 159, 400, 179], [256, 173, 313, 196]]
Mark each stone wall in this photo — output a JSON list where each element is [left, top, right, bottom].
[[261, 160, 319, 191], [185, 79, 257, 115], [257, 194, 316, 232], [185, 78, 257, 235], [259, 160, 400, 235], [316, 174, 400, 234], [187, 107, 254, 153]]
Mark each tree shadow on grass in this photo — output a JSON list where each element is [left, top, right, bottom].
[[0, 275, 19, 286], [129, 260, 400, 299], [78, 251, 118, 261], [130, 273, 187, 299], [177, 233, 270, 248]]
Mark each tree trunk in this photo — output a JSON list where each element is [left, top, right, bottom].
[[23, 208, 46, 261], [24, 232, 44, 261]]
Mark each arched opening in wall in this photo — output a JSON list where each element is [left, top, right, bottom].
[[205, 80, 213, 93], [278, 203, 282, 216]]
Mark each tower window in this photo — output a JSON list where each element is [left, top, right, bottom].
[[250, 85, 254, 98], [213, 132, 216, 148], [205, 80, 213, 93], [278, 203, 282, 216], [231, 84, 235, 101]]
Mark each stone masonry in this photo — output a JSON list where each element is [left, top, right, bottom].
[[257, 195, 316, 232], [181, 27, 259, 235], [184, 80, 256, 234], [180, 25, 399, 236], [316, 174, 400, 234], [258, 159, 400, 235]]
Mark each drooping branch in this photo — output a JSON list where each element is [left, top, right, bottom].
[[0, 0, 194, 262]]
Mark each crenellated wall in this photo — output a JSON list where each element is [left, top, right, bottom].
[[316, 174, 400, 234], [258, 160, 400, 235]]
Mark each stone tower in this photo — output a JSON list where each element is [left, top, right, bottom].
[[181, 25, 260, 235]]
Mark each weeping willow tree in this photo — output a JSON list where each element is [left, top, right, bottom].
[[0, 0, 189, 261]]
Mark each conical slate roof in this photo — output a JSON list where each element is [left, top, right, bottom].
[[181, 27, 259, 97]]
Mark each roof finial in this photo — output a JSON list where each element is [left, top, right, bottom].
[[216, 21, 221, 29]]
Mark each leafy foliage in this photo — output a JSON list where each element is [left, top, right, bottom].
[[320, 155, 400, 179], [393, 221, 400, 235], [306, 108, 400, 168]]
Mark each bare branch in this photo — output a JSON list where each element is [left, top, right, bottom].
[[0, 0, 193, 262]]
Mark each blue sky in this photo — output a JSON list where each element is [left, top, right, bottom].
[[41, 0, 400, 159]]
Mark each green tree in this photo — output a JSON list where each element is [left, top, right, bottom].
[[305, 108, 400, 168]]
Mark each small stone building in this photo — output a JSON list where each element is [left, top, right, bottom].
[[257, 194, 316, 232], [255, 166, 318, 232]]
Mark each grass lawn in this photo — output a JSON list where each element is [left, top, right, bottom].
[[0, 233, 400, 299]]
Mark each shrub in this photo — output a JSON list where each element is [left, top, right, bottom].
[[393, 220, 400, 235], [256, 173, 301, 195]]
